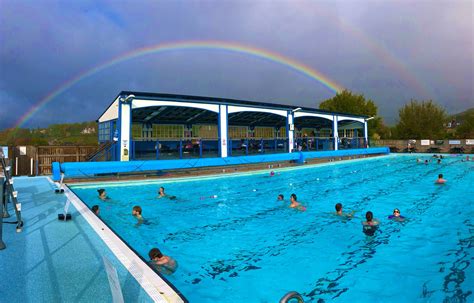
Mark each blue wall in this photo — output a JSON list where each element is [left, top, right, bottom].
[[53, 147, 389, 180]]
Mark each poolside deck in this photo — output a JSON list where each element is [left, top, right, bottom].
[[0, 177, 154, 302]]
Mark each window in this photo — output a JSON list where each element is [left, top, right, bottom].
[[318, 128, 332, 137], [338, 129, 345, 138], [254, 127, 274, 138], [98, 122, 111, 142], [345, 129, 355, 138], [152, 124, 184, 138], [301, 128, 315, 137], [229, 126, 248, 139], [277, 126, 286, 138], [132, 123, 143, 140], [192, 125, 217, 138]]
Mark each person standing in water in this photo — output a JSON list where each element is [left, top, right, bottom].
[[97, 189, 110, 201], [289, 194, 306, 211], [148, 248, 178, 274], [362, 211, 379, 236], [435, 174, 447, 184], [335, 203, 355, 218], [158, 186, 176, 200]]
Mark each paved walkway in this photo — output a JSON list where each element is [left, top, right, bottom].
[[0, 177, 152, 302]]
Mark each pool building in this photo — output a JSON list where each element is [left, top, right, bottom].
[[97, 91, 371, 161]]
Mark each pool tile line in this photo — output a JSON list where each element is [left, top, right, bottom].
[[46, 177, 186, 303]]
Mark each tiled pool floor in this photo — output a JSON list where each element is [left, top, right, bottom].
[[0, 177, 153, 302]]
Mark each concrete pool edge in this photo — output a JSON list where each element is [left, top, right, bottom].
[[49, 177, 187, 303]]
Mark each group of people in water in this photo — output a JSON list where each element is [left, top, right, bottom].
[[89, 154, 455, 273], [91, 186, 178, 274]]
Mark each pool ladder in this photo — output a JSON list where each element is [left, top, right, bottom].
[[1, 152, 23, 234], [280, 291, 304, 303]]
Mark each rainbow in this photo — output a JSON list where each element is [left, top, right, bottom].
[[307, 4, 432, 98], [14, 40, 345, 128]]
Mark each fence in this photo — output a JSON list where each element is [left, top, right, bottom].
[[0, 145, 98, 176], [371, 139, 474, 153]]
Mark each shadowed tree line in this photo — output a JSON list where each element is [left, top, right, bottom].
[[319, 90, 473, 140]]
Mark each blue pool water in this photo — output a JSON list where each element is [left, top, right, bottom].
[[71, 155, 474, 302]]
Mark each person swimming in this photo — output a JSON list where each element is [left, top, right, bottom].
[[289, 194, 306, 211], [91, 205, 100, 216], [435, 173, 446, 184], [277, 194, 284, 201], [335, 203, 355, 218], [158, 187, 176, 200], [270, 171, 275, 177], [437, 159, 441, 164], [97, 189, 110, 201], [362, 211, 379, 236], [132, 205, 144, 223], [388, 208, 405, 221], [148, 247, 178, 275], [424, 160, 429, 164]]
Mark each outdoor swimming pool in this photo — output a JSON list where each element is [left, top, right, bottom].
[[71, 154, 474, 302]]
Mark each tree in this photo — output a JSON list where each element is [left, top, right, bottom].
[[395, 100, 447, 139], [319, 90, 386, 139], [455, 111, 474, 139]]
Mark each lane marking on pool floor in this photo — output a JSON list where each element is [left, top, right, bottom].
[[47, 176, 185, 303]]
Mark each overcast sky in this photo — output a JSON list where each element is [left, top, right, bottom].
[[0, 0, 472, 129]]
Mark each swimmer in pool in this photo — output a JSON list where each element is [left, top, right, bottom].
[[437, 159, 441, 164], [148, 247, 178, 275], [270, 171, 275, 177], [158, 187, 176, 200], [388, 208, 405, 222], [91, 205, 100, 216], [362, 211, 379, 236], [132, 205, 144, 224], [97, 189, 109, 201], [289, 194, 306, 211], [435, 174, 446, 184], [277, 194, 284, 201], [335, 203, 355, 218]]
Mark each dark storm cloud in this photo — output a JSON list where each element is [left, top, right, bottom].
[[0, 0, 472, 128]]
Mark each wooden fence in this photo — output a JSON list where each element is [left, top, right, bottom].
[[36, 146, 98, 175], [0, 145, 98, 176]]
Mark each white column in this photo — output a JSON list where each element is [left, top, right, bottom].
[[333, 115, 338, 151], [287, 111, 294, 153], [364, 121, 369, 148], [119, 100, 131, 161], [219, 104, 228, 158]]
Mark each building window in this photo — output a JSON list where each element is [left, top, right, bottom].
[[192, 125, 217, 138], [345, 129, 355, 138], [98, 122, 111, 142], [229, 126, 248, 139], [254, 127, 274, 138], [132, 123, 143, 140], [318, 128, 332, 137], [277, 126, 286, 138], [301, 128, 315, 137], [152, 124, 184, 138]]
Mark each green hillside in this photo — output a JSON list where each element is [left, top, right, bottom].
[[0, 122, 98, 146]]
